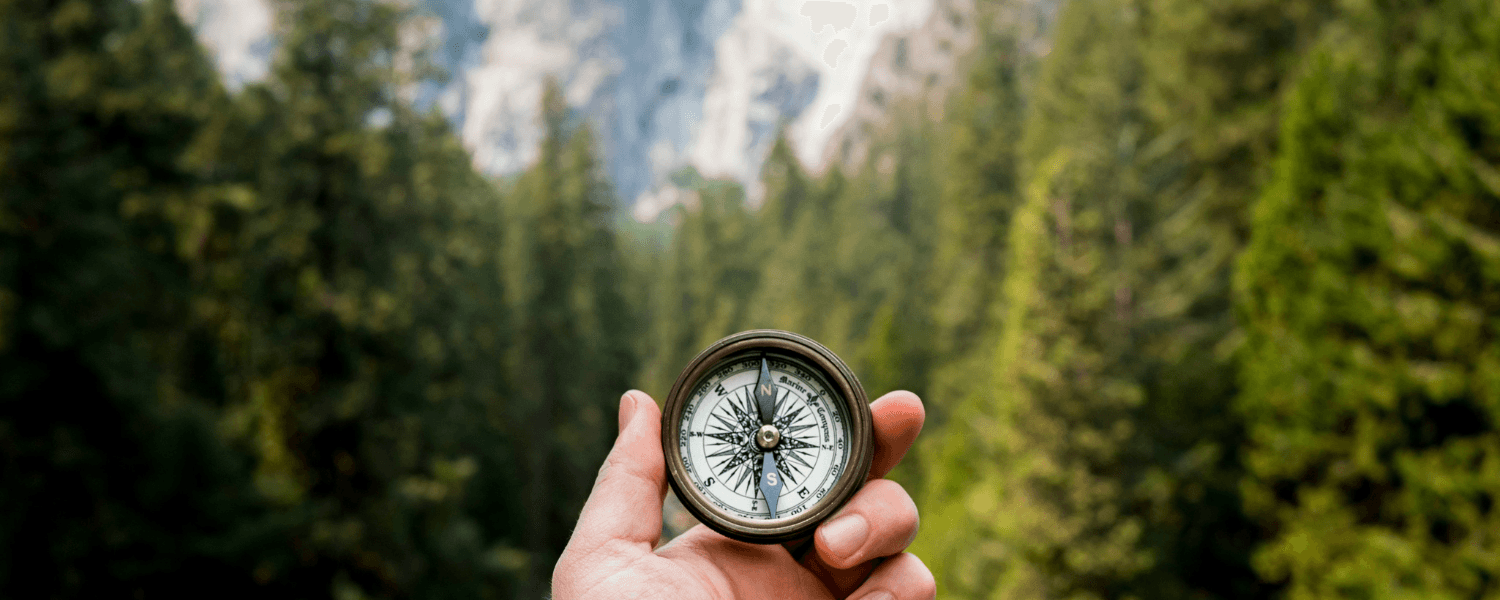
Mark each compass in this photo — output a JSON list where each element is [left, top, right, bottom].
[[662, 330, 874, 544]]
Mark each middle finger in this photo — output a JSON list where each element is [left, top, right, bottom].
[[799, 478, 920, 592]]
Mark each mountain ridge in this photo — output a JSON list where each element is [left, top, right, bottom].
[[173, 0, 937, 213]]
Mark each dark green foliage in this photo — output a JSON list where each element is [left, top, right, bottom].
[[501, 79, 635, 594], [849, 116, 939, 409], [907, 14, 1030, 588], [914, 1, 1168, 594], [924, 21, 1024, 408], [1237, 0, 1500, 596], [638, 169, 760, 395], [0, 0, 602, 596], [189, 0, 527, 594], [0, 0, 278, 595]]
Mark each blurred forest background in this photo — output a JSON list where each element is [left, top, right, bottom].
[[3, 0, 1499, 598]]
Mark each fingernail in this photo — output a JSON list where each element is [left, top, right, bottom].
[[618, 391, 638, 433], [820, 513, 869, 560], [857, 592, 894, 600]]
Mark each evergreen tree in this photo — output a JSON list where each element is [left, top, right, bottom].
[[917, 0, 1274, 595], [4, 0, 627, 597], [0, 0, 283, 595], [503, 78, 635, 595], [911, 17, 1029, 584], [638, 172, 758, 395], [921, 1, 1157, 594], [844, 115, 939, 403], [1237, 1, 1500, 596], [746, 132, 826, 335], [924, 20, 1025, 408], [188, 0, 525, 594]]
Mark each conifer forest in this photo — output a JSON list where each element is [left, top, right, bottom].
[[3, 0, 1499, 597]]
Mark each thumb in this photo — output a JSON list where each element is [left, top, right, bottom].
[[566, 390, 668, 556]]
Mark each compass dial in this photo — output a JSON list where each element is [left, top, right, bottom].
[[677, 353, 851, 520], [663, 329, 872, 544]]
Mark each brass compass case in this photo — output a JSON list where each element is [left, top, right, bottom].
[[661, 330, 874, 544]]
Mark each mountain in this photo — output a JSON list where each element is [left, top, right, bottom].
[[174, 0, 935, 215], [818, 0, 1056, 172]]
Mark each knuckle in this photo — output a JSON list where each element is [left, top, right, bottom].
[[898, 488, 920, 546], [866, 478, 904, 494], [900, 553, 937, 599], [594, 457, 612, 484], [551, 554, 578, 597], [871, 479, 916, 508], [918, 569, 937, 598], [860, 479, 919, 546], [857, 479, 904, 508]]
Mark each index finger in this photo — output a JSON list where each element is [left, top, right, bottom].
[[867, 391, 925, 481]]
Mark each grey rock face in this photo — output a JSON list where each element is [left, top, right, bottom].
[[818, 0, 1057, 172], [177, 0, 941, 209], [607, 0, 745, 202]]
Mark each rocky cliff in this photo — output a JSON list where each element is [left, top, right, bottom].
[[175, 0, 938, 214]]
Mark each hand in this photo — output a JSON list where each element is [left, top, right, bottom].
[[552, 389, 932, 600]]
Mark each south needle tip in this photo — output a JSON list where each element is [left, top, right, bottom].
[[759, 452, 781, 517]]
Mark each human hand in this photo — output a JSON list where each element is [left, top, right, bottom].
[[552, 389, 932, 600]]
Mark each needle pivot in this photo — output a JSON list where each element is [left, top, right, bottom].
[[756, 424, 781, 450]]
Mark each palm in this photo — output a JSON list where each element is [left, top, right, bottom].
[[569, 527, 834, 599]]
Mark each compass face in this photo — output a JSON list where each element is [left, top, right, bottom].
[[663, 329, 872, 543], [677, 352, 851, 521]]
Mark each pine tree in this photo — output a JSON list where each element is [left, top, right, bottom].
[[747, 132, 826, 334], [0, 0, 284, 595], [911, 18, 1029, 581], [925, 20, 1025, 398], [932, 2, 1155, 595], [917, 0, 1279, 594], [1, 0, 634, 596], [639, 173, 758, 395], [503, 78, 635, 595], [845, 114, 940, 403], [1237, 1, 1500, 597], [190, 0, 526, 594]]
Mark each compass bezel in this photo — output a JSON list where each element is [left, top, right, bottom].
[[662, 329, 874, 544]]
